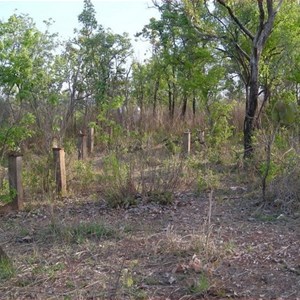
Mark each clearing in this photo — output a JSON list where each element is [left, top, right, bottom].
[[0, 175, 299, 299]]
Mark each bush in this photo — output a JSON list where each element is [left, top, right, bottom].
[[269, 163, 300, 213]]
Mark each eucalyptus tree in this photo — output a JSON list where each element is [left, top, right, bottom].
[[183, 0, 300, 158], [138, 0, 223, 121], [67, 0, 133, 128], [0, 14, 68, 154]]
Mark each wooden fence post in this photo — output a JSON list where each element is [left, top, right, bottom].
[[78, 131, 87, 160], [183, 130, 191, 156], [52, 147, 67, 196], [8, 153, 24, 210], [87, 127, 94, 155], [199, 129, 205, 144]]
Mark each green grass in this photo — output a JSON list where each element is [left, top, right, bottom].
[[188, 273, 210, 295], [39, 221, 118, 244], [72, 222, 118, 243], [0, 257, 15, 281]]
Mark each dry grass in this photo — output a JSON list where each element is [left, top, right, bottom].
[[1, 106, 300, 299], [0, 192, 228, 300]]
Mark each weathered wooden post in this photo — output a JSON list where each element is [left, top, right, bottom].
[[52, 136, 59, 148], [78, 131, 87, 160], [87, 127, 94, 155], [52, 147, 67, 196], [8, 153, 24, 210], [199, 129, 205, 144], [183, 130, 191, 157]]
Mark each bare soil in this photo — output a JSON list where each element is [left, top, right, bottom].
[[0, 181, 299, 300]]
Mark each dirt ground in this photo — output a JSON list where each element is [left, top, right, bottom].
[[0, 181, 299, 300]]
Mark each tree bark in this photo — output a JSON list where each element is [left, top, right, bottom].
[[244, 48, 259, 158], [216, 0, 283, 159], [181, 93, 188, 120], [153, 79, 159, 117]]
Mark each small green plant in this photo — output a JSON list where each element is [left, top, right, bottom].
[[0, 256, 15, 281], [101, 153, 137, 208], [0, 179, 16, 204], [146, 191, 173, 205], [197, 169, 220, 193], [207, 101, 234, 147], [259, 160, 281, 183], [71, 222, 117, 243], [40, 221, 117, 244], [70, 160, 96, 192], [22, 154, 54, 199], [74, 160, 95, 184], [188, 273, 210, 295]]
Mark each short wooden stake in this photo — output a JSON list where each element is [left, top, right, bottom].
[[87, 127, 94, 154], [78, 131, 87, 160], [8, 154, 24, 210], [199, 130, 205, 144], [52, 137, 59, 148], [53, 147, 67, 196], [183, 130, 191, 156]]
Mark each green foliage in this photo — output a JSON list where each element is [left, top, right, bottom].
[[188, 274, 210, 295], [41, 221, 117, 244], [0, 113, 35, 155], [208, 101, 234, 146], [0, 13, 68, 152], [0, 180, 16, 204], [0, 256, 15, 281], [73, 160, 95, 186], [197, 169, 220, 193], [259, 161, 281, 184], [271, 99, 298, 127], [146, 191, 173, 205], [71, 222, 117, 243], [23, 154, 54, 198], [101, 153, 137, 208]]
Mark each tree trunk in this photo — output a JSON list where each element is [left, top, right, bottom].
[[168, 82, 172, 119], [192, 95, 196, 119], [216, 0, 283, 159], [153, 79, 159, 117], [244, 49, 259, 158], [181, 93, 188, 120]]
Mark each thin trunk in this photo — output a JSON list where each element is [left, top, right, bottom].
[[192, 95, 196, 119], [168, 82, 172, 119], [153, 79, 159, 117], [244, 49, 259, 159], [181, 93, 188, 120]]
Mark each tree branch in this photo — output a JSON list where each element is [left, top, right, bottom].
[[258, 0, 265, 31], [216, 0, 254, 41]]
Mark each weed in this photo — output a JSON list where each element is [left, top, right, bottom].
[[188, 273, 210, 295], [197, 169, 220, 193], [146, 191, 173, 205], [254, 213, 278, 222], [100, 153, 137, 208], [0, 256, 15, 281], [71, 222, 117, 243], [0, 179, 16, 204], [41, 221, 117, 244], [69, 160, 96, 192], [22, 154, 55, 200]]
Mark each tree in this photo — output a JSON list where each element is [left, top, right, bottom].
[[0, 14, 68, 153], [183, 0, 299, 158], [137, 0, 224, 121], [68, 0, 133, 126]]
